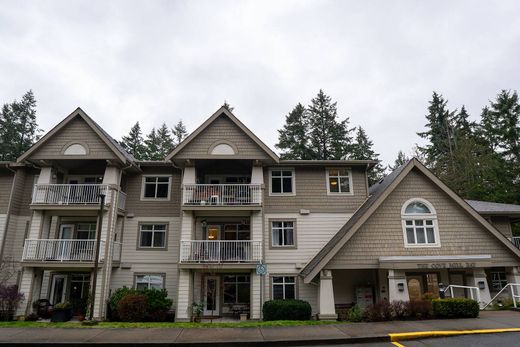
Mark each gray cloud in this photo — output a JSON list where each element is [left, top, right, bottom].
[[1, 0, 519, 165]]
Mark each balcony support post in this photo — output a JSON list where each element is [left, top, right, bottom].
[[89, 193, 105, 321]]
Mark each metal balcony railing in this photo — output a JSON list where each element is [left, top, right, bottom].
[[182, 184, 262, 206], [32, 184, 110, 205], [22, 239, 122, 262], [179, 240, 262, 263]]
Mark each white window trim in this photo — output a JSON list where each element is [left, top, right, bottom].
[[140, 175, 172, 201], [134, 273, 165, 289], [401, 198, 441, 248], [138, 223, 168, 249], [269, 168, 296, 196], [326, 168, 354, 195], [270, 220, 296, 248], [271, 275, 297, 300]]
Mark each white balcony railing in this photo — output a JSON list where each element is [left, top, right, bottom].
[[22, 239, 122, 262], [180, 240, 262, 263], [32, 184, 110, 205], [182, 184, 262, 206], [117, 191, 127, 210], [512, 237, 520, 249]]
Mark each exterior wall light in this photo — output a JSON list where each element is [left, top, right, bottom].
[[397, 283, 404, 292], [478, 281, 486, 290]]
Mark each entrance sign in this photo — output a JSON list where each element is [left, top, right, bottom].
[[416, 262, 476, 269]]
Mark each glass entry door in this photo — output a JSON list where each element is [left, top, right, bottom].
[[204, 276, 220, 316], [50, 275, 67, 305]]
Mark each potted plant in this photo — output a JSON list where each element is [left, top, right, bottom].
[[51, 301, 72, 322], [191, 302, 204, 323]]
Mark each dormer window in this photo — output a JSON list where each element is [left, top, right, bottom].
[[63, 143, 88, 155], [401, 199, 440, 247]]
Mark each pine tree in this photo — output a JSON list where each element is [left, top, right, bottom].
[[276, 103, 312, 159], [120, 122, 146, 160], [307, 90, 353, 159], [223, 101, 234, 112], [350, 126, 385, 184], [0, 90, 40, 161], [144, 128, 162, 160], [171, 120, 188, 147], [156, 123, 174, 159], [388, 150, 409, 171]]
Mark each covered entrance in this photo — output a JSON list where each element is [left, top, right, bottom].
[[49, 272, 91, 315], [200, 272, 251, 318]]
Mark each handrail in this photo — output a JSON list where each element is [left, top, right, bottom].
[[179, 240, 262, 263], [481, 283, 520, 310], [32, 184, 111, 205], [443, 284, 481, 303], [182, 184, 263, 206]]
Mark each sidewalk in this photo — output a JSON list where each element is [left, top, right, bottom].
[[1, 311, 519, 346]]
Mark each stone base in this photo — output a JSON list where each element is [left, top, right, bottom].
[[318, 313, 338, 321], [175, 317, 191, 322]]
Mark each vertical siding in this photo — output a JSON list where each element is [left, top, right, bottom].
[[174, 115, 271, 160], [264, 167, 367, 213], [327, 169, 520, 268], [29, 116, 117, 160]]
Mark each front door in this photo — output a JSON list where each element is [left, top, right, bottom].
[[69, 274, 90, 315], [407, 276, 423, 301], [50, 274, 67, 305], [204, 276, 220, 316]]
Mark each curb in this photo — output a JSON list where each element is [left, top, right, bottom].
[[389, 327, 520, 342]]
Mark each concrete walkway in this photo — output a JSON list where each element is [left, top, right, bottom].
[[1, 311, 519, 346]]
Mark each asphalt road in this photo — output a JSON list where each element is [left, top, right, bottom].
[[303, 332, 520, 346]]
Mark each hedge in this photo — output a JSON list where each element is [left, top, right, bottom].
[[108, 287, 173, 322], [263, 299, 312, 321], [432, 298, 479, 318]]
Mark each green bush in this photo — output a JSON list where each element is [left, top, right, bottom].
[[117, 294, 148, 322], [432, 298, 479, 319], [108, 287, 173, 322], [408, 300, 432, 319], [262, 299, 312, 321], [348, 304, 363, 322]]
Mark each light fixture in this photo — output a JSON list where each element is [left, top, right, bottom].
[[201, 220, 207, 228], [397, 283, 404, 292], [478, 281, 486, 290]]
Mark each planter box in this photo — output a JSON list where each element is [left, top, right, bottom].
[[51, 309, 72, 322]]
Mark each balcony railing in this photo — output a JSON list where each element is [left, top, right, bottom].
[[32, 184, 110, 205], [117, 191, 127, 210], [180, 240, 262, 263], [22, 239, 122, 262], [182, 184, 262, 206], [513, 237, 520, 249]]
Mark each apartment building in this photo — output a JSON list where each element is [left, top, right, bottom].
[[0, 106, 519, 321]]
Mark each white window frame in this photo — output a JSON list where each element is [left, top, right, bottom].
[[271, 221, 296, 248], [326, 168, 354, 195], [134, 274, 165, 290], [271, 276, 296, 300], [490, 271, 508, 291], [141, 175, 172, 200], [269, 168, 296, 196], [138, 223, 168, 249], [401, 198, 441, 248]]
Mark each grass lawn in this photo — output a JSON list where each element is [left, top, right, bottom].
[[0, 320, 344, 329]]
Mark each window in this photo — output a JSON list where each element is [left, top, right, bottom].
[[139, 224, 167, 248], [270, 169, 294, 195], [76, 223, 96, 239], [272, 276, 296, 299], [223, 275, 250, 304], [271, 221, 295, 247], [142, 176, 171, 199], [327, 168, 352, 194], [490, 270, 507, 291], [135, 274, 164, 290], [401, 199, 440, 247], [224, 224, 250, 240]]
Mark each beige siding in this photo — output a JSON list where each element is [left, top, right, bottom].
[[264, 213, 351, 267], [490, 217, 513, 238], [327, 169, 520, 268], [1, 215, 30, 268], [123, 168, 182, 217], [29, 116, 117, 160], [174, 115, 271, 160], [264, 167, 368, 213], [0, 173, 14, 214]]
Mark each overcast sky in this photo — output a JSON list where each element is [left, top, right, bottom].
[[1, 0, 519, 165]]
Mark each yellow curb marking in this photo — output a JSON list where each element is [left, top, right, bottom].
[[389, 327, 520, 342], [391, 341, 406, 347]]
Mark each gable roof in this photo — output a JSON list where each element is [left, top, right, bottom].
[[17, 107, 135, 164], [300, 158, 520, 283], [466, 199, 520, 217], [165, 106, 279, 162]]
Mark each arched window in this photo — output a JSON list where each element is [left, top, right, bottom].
[[401, 198, 440, 247], [63, 143, 88, 155]]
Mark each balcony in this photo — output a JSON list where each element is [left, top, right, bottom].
[[179, 240, 262, 264], [22, 239, 122, 264], [513, 237, 520, 249], [31, 184, 126, 210], [182, 184, 262, 209]]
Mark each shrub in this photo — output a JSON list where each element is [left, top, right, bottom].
[[0, 285, 24, 321], [432, 298, 479, 319], [263, 299, 312, 321], [25, 313, 39, 321], [391, 300, 409, 320], [363, 300, 393, 322], [408, 300, 432, 319], [336, 308, 349, 321], [108, 287, 173, 322], [117, 294, 148, 322], [348, 304, 363, 322], [421, 292, 437, 301]]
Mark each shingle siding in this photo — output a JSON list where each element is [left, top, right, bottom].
[[327, 169, 520, 268], [490, 217, 513, 238], [263, 167, 367, 213], [173, 115, 271, 160]]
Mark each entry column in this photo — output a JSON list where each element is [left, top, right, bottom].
[[388, 269, 410, 301], [318, 270, 337, 320], [468, 268, 491, 306]]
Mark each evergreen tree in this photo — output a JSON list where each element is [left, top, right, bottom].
[[350, 126, 385, 184], [276, 103, 312, 159], [307, 90, 353, 159], [388, 150, 409, 171], [120, 122, 146, 160], [171, 120, 188, 147], [0, 90, 40, 161], [144, 128, 162, 160], [223, 101, 234, 112], [156, 123, 174, 159]]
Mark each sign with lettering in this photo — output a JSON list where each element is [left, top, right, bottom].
[[416, 262, 476, 269]]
